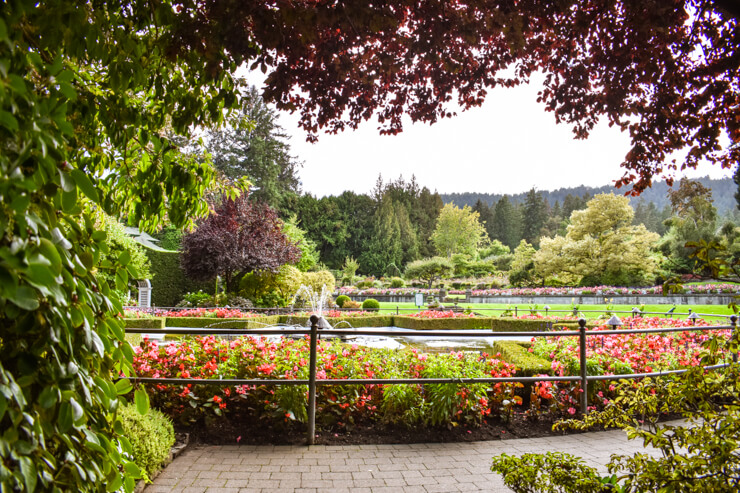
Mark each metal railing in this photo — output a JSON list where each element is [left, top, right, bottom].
[[125, 315, 739, 445]]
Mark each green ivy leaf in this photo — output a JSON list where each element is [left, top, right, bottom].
[[8, 286, 39, 311], [70, 169, 99, 204], [134, 388, 149, 415], [114, 379, 132, 396]]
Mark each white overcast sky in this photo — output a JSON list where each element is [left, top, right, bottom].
[[246, 72, 733, 198]]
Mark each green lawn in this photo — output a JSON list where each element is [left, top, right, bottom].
[[379, 302, 736, 322]]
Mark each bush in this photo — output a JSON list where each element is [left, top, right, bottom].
[[177, 290, 213, 307], [335, 295, 350, 307], [239, 264, 303, 307], [390, 277, 405, 288], [301, 270, 337, 294], [343, 300, 361, 309], [118, 403, 175, 481], [361, 298, 380, 311]]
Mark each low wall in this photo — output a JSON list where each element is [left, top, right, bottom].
[[349, 294, 735, 305]]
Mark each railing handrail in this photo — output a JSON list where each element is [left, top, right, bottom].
[[123, 315, 738, 445]]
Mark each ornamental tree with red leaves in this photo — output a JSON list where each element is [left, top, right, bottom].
[[180, 197, 301, 293], [169, 0, 739, 194]]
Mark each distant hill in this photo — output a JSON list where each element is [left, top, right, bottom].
[[441, 176, 738, 216]]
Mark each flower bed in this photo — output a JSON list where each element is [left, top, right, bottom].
[[133, 336, 521, 429], [408, 310, 475, 318], [163, 308, 261, 318], [524, 317, 733, 415], [338, 283, 740, 297]]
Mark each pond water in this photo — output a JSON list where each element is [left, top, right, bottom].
[[146, 325, 532, 353], [333, 326, 531, 353]]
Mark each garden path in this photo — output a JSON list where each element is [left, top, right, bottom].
[[144, 422, 671, 492]]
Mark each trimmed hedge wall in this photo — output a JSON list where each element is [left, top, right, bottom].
[[123, 317, 166, 330], [492, 341, 552, 376], [164, 316, 280, 329], [393, 316, 495, 331], [145, 248, 212, 307], [392, 316, 583, 332], [280, 315, 395, 328]]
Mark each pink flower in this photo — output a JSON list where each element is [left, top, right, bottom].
[[568, 407, 576, 415]]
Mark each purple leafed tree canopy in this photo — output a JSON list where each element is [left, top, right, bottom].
[[180, 196, 301, 292]]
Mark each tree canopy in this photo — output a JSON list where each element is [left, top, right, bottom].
[[180, 0, 739, 193], [180, 197, 301, 292]]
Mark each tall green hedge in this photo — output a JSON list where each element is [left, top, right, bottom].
[[145, 248, 211, 307]]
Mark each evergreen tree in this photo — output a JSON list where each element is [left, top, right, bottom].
[[492, 196, 521, 250], [206, 85, 301, 213], [521, 188, 548, 247], [473, 199, 496, 239], [361, 196, 403, 276]]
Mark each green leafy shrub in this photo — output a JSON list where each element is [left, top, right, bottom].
[[492, 452, 610, 493], [301, 270, 337, 294], [239, 264, 303, 307], [118, 403, 175, 482], [177, 290, 213, 307], [335, 295, 350, 307], [390, 277, 405, 288], [361, 298, 380, 311]]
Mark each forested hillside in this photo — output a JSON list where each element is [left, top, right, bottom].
[[442, 176, 737, 216]]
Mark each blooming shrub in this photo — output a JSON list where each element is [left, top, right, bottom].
[[162, 308, 260, 318], [132, 336, 520, 429], [526, 317, 733, 415], [408, 310, 475, 318]]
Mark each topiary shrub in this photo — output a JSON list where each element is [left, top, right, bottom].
[[362, 298, 381, 311], [118, 403, 175, 482], [335, 295, 350, 307], [390, 277, 405, 288]]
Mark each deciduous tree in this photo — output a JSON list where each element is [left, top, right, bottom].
[[404, 257, 455, 289], [535, 194, 660, 285], [431, 203, 488, 258], [181, 197, 300, 292], [178, 1, 740, 192]]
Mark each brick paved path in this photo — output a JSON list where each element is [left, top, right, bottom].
[[145, 425, 666, 493]]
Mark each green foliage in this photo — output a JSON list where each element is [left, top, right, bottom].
[[361, 298, 381, 311], [0, 2, 243, 490], [342, 256, 360, 280], [240, 264, 303, 307], [152, 225, 183, 252], [206, 85, 301, 212], [431, 203, 489, 258], [94, 213, 152, 301], [404, 257, 454, 289], [335, 295, 351, 308], [491, 341, 552, 376], [283, 216, 320, 272], [117, 403, 175, 482], [122, 318, 166, 330], [178, 290, 214, 308], [492, 452, 611, 493], [501, 328, 740, 492], [389, 277, 405, 288], [535, 194, 660, 286], [301, 270, 336, 295], [146, 248, 210, 307]]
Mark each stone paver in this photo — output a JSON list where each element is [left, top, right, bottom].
[[147, 426, 667, 492]]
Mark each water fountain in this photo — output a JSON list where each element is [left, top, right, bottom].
[[292, 284, 333, 329]]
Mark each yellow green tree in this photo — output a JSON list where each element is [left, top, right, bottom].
[[535, 194, 660, 286], [431, 204, 488, 258]]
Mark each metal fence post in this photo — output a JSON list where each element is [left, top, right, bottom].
[[731, 315, 738, 363], [307, 315, 319, 445], [578, 318, 588, 415]]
